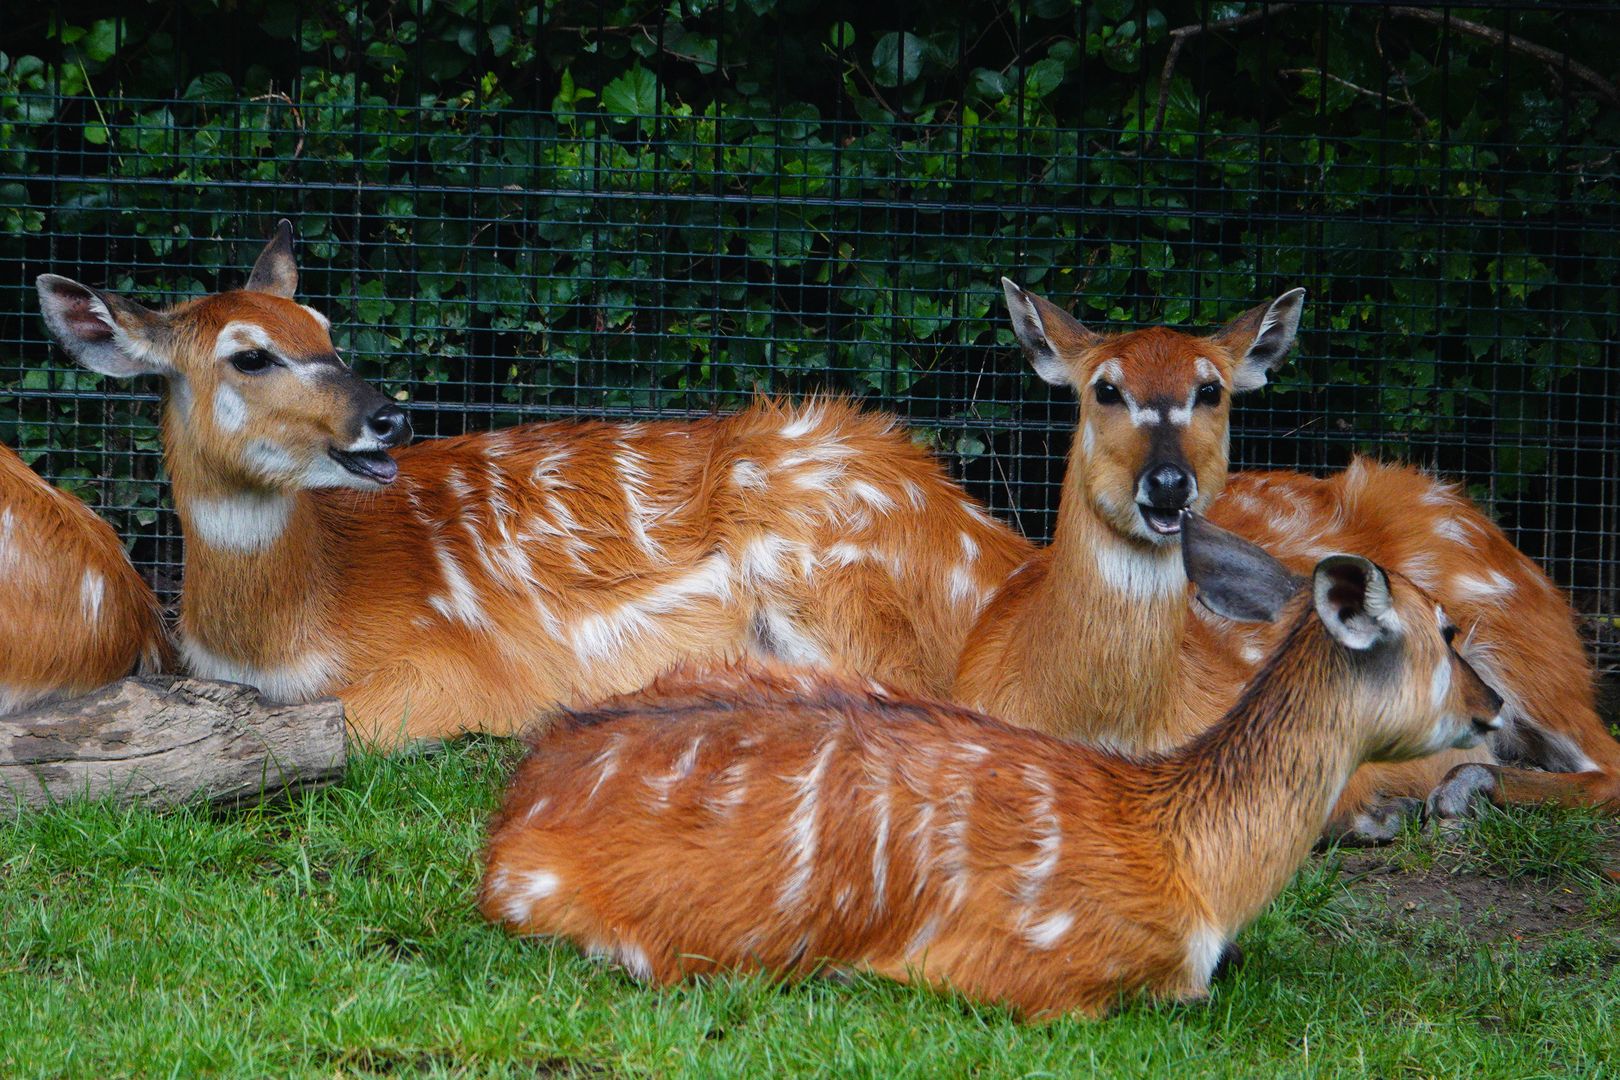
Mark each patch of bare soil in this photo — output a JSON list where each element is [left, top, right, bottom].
[[1332, 851, 1620, 948]]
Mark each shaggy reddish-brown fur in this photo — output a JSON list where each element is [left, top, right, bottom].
[[481, 552, 1500, 1018], [0, 443, 168, 714], [38, 229, 1031, 747]]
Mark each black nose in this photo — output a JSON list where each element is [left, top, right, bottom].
[[366, 403, 412, 448], [1143, 463, 1193, 509]]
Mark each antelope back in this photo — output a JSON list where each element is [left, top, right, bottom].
[[36, 221, 410, 509], [0, 444, 168, 713], [1001, 279, 1304, 545]]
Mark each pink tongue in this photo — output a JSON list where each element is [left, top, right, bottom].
[[368, 455, 399, 483]]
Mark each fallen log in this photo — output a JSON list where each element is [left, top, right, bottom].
[[0, 676, 346, 812]]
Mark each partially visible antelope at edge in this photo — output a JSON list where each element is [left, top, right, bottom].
[[954, 279, 1620, 841], [0, 443, 169, 714], [480, 514, 1504, 1019], [35, 222, 1031, 747]]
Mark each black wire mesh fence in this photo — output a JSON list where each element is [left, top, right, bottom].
[[2, 1, 1617, 669]]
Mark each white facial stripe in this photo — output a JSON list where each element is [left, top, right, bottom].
[[1091, 359, 1123, 386], [214, 321, 279, 361], [1430, 654, 1453, 710], [213, 384, 249, 433]]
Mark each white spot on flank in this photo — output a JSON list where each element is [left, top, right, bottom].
[[781, 408, 821, 438], [586, 735, 624, 802], [1433, 516, 1475, 544], [847, 479, 895, 512], [427, 539, 491, 629], [614, 943, 653, 982], [740, 533, 796, 585], [959, 532, 980, 562], [1453, 569, 1515, 606], [212, 384, 249, 433], [1185, 923, 1228, 987], [948, 566, 983, 612], [754, 607, 825, 664], [732, 459, 767, 490], [571, 554, 734, 660], [1017, 765, 1061, 908], [1401, 552, 1442, 591], [647, 736, 704, 806], [0, 507, 16, 572], [186, 492, 292, 553], [521, 869, 560, 902], [870, 763, 891, 915], [778, 736, 839, 910], [901, 480, 926, 510], [1022, 911, 1074, 950], [78, 570, 106, 622], [1419, 481, 1460, 507]]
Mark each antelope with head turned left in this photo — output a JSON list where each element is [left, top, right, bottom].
[[37, 222, 1032, 746]]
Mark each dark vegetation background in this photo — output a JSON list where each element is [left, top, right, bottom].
[[1, 0, 1616, 668]]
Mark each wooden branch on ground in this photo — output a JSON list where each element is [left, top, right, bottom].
[[0, 677, 346, 813]]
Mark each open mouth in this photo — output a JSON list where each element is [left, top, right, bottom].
[[1138, 504, 1184, 536], [328, 448, 399, 484]]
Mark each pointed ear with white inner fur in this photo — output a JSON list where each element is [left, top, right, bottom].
[[245, 218, 299, 298], [1312, 554, 1398, 651], [36, 274, 172, 378], [1212, 287, 1306, 393], [1001, 277, 1101, 390]]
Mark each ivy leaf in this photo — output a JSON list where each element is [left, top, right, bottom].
[[872, 32, 926, 88], [603, 65, 658, 121], [968, 67, 1009, 102], [83, 18, 123, 64]]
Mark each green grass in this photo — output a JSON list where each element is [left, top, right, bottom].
[[3, 743, 1618, 1078]]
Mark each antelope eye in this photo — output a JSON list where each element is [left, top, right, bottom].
[[1442, 625, 1459, 646], [230, 349, 275, 374], [1093, 381, 1122, 405], [1195, 382, 1223, 406]]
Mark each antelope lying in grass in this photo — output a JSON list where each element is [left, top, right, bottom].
[[35, 223, 1030, 747], [0, 443, 168, 714], [955, 280, 1620, 840], [480, 514, 1503, 1018]]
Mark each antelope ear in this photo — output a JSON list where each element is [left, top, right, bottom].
[[1312, 555, 1397, 651], [1001, 277, 1100, 390], [1212, 287, 1305, 393], [1181, 512, 1303, 623], [36, 274, 172, 378], [246, 218, 299, 298]]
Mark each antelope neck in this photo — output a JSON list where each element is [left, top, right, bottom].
[[168, 455, 342, 668], [1151, 614, 1363, 934], [1023, 469, 1189, 748]]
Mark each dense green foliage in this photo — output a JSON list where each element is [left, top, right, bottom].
[[2, 741, 1617, 1076], [1, 3, 1617, 591]]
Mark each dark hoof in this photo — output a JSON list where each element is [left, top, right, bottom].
[[1327, 795, 1424, 846], [1426, 763, 1498, 822]]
